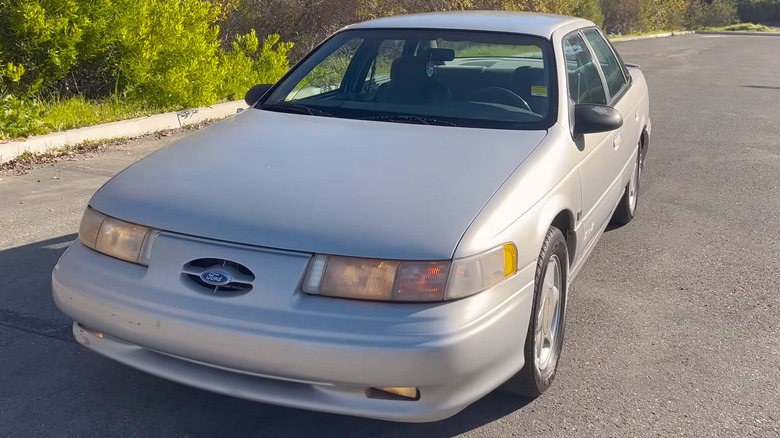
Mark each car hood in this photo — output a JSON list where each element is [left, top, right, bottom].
[[90, 109, 547, 260]]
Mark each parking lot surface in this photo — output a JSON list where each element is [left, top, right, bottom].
[[1, 34, 778, 437]]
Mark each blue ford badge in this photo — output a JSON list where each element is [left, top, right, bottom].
[[200, 270, 232, 286]]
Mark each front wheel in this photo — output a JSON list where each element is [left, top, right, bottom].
[[612, 142, 643, 225], [502, 226, 568, 397], [612, 143, 643, 225]]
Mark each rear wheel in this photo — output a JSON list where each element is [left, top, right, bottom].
[[502, 226, 568, 397], [612, 142, 642, 225]]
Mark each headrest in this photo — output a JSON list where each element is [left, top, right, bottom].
[[390, 56, 432, 84], [512, 66, 546, 85]]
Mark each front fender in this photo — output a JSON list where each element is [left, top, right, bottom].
[[455, 124, 582, 267]]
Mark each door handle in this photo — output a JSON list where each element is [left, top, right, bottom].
[[613, 132, 622, 150]]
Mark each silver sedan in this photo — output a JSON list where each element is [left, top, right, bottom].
[[53, 11, 650, 422]]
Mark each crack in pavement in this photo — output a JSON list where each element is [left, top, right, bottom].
[[0, 309, 75, 344]]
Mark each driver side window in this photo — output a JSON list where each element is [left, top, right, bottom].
[[563, 33, 607, 105]]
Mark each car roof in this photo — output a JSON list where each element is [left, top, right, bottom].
[[347, 11, 593, 39]]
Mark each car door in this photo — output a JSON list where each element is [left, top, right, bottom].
[[581, 27, 640, 194], [562, 31, 616, 250]]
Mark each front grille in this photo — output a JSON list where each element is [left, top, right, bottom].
[[182, 258, 255, 297]]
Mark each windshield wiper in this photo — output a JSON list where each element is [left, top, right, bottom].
[[261, 102, 335, 117], [362, 115, 457, 127]]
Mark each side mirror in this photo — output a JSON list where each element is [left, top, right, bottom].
[[573, 104, 623, 137], [245, 84, 273, 106]]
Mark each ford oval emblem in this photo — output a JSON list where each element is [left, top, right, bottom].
[[200, 270, 233, 286]]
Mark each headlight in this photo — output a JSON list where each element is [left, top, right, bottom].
[[302, 244, 517, 302], [78, 207, 158, 266]]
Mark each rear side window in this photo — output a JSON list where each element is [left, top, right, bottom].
[[563, 33, 606, 105], [583, 29, 628, 101]]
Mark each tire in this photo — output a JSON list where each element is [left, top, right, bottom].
[[612, 141, 643, 226], [501, 226, 568, 398]]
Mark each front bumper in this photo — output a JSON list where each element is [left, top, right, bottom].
[[53, 238, 535, 422]]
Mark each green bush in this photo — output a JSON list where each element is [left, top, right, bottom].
[[0, 0, 292, 109], [218, 31, 294, 102], [601, 0, 690, 34], [111, 0, 224, 107], [708, 22, 776, 29], [688, 0, 740, 28], [0, 0, 120, 96], [574, 0, 606, 28], [644, 0, 690, 31], [0, 0, 85, 94], [0, 94, 49, 139], [737, 0, 780, 23]]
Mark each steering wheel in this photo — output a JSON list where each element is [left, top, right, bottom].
[[466, 87, 532, 112]]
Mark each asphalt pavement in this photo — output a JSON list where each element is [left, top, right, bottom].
[[1, 34, 778, 437]]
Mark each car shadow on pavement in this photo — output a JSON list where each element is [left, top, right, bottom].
[[127, 370, 535, 437], [0, 233, 533, 437], [0, 233, 78, 343]]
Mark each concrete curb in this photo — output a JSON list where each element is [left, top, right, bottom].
[[0, 100, 246, 164], [610, 31, 695, 43], [695, 30, 780, 37]]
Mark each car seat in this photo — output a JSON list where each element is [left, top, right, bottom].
[[374, 56, 452, 104]]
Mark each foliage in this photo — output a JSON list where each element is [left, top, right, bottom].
[[111, 0, 224, 108], [222, 0, 607, 62], [736, 0, 780, 23], [0, 94, 161, 140], [0, 94, 49, 139], [705, 22, 778, 30], [38, 96, 152, 134], [574, 0, 607, 28], [3, 0, 770, 140], [488, 0, 605, 27], [688, 0, 740, 28], [600, 0, 691, 34], [0, 0, 292, 106], [642, 0, 690, 31], [0, 0, 292, 138], [0, 0, 121, 96], [0, 0, 88, 94], [218, 32, 294, 102]]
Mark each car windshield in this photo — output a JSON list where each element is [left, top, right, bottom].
[[260, 29, 556, 130]]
